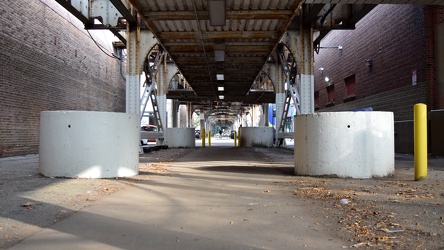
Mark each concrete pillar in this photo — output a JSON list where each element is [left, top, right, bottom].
[[167, 99, 172, 128], [172, 99, 179, 127], [199, 109, 205, 132], [261, 104, 268, 127], [187, 103, 193, 128]]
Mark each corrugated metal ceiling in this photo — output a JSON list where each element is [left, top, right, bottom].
[[130, 0, 300, 106]]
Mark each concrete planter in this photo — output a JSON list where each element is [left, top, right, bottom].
[[239, 127, 273, 147], [294, 112, 394, 178], [39, 111, 139, 178], [166, 128, 196, 147]]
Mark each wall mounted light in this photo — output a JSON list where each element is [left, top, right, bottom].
[[319, 67, 324, 74], [319, 45, 343, 51], [208, 0, 226, 26], [324, 76, 331, 82], [365, 59, 373, 68]]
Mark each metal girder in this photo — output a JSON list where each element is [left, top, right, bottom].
[[53, 0, 92, 25], [307, 3, 377, 52], [157, 31, 278, 40], [108, 0, 137, 27], [54, 0, 137, 45], [277, 45, 301, 115], [142, 9, 295, 21]]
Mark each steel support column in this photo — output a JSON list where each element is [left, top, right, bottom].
[[126, 30, 159, 115], [126, 29, 140, 114], [157, 65, 168, 138], [299, 29, 315, 114], [280, 29, 315, 115]]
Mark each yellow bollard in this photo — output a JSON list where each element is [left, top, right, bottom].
[[234, 131, 237, 147], [414, 103, 427, 181], [202, 128, 206, 148], [208, 131, 211, 147]]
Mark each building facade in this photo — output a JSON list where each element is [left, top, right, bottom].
[[313, 5, 444, 121]]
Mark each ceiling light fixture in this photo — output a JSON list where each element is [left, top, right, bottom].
[[214, 42, 225, 62], [214, 50, 225, 62], [219, 95, 224, 100], [218, 85, 224, 91], [208, 0, 226, 26], [216, 74, 224, 81]]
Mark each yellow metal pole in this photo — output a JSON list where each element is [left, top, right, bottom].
[[208, 131, 211, 147], [202, 128, 206, 148], [234, 131, 237, 146], [414, 103, 427, 181]]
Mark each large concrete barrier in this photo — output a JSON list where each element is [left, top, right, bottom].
[[166, 128, 196, 147], [39, 111, 139, 178], [294, 112, 394, 178], [239, 127, 273, 147]]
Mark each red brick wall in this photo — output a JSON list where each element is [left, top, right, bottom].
[[424, 6, 444, 110], [314, 5, 435, 121], [0, 0, 126, 157]]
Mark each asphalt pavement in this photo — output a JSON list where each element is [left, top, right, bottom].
[[9, 143, 345, 250]]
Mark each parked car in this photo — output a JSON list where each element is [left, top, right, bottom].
[[141, 125, 158, 144], [195, 130, 201, 139]]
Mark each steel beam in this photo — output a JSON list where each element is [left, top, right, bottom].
[[109, 0, 137, 27]]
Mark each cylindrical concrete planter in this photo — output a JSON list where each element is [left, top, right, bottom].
[[294, 112, 394, 178], [239, 127, 273, 147], [166, 128, 196, 147], [39, 111, 139, 178]]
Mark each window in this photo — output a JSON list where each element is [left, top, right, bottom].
[[344, 74, 356, 101]]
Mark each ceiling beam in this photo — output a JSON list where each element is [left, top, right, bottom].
[[142, 10, 295, 21], [157, 31, 278, 40], [165, 45, 272, 54]]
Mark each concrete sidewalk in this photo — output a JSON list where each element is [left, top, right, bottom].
[[9, 147, 346, 250]]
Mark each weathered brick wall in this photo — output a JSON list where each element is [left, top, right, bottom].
[[320, 83, 427, 121], [425, 6, 444, 110], [0, 0, 126, 157], [314, 5, 429, 121]]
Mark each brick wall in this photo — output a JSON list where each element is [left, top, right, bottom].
[[314, 5, 430, 121], [425, 6, 444, 109], [0, 0, 126, 157], [320, 83, 427, 121]]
